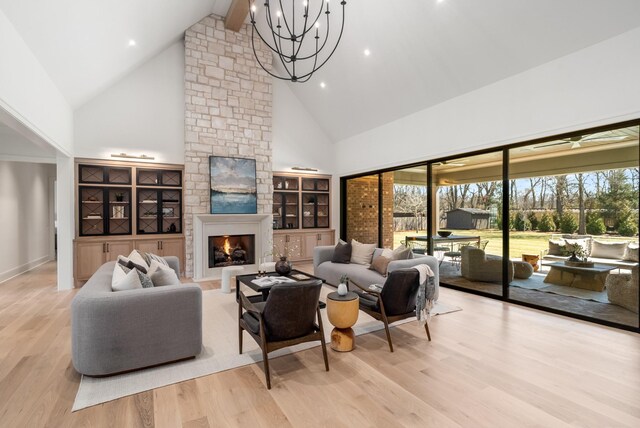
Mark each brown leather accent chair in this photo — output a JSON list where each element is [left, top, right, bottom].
[[238, 279, 329, 389], [352, 269, 431, 352]]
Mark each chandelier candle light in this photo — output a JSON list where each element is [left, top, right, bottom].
[[249, 0, 347, 82]]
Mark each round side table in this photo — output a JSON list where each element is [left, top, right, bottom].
[[326, 291, 359, 352]]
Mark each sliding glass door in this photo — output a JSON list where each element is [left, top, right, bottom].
[[509, 125, 639, 328], [431, 152, 504, 296], [340, 120, 640, 331]]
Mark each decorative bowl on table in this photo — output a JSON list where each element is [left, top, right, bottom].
[[437, 231, 452, 237]]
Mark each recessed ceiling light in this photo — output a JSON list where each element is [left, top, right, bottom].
[[128, 39, 136, 47], [364, 49, 371, 56], [320, 82, 326, 89]]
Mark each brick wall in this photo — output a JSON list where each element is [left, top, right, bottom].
[[381, 172, 395, 248], [184, 15, 273, 277], [345, 173, 395, 248]]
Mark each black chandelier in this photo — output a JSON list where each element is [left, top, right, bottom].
[[249, 0, 347, 83]]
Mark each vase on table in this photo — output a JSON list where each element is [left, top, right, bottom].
[[275, 256, 292, 275], [337, 282, 348, 296]]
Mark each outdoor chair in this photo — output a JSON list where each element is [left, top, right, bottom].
[[443, 242, 472, 270], [350, 269, 431, 352], [238, 279, 329, 389]]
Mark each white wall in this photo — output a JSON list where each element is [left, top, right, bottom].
[[74, 42, 185, 164], [335, 27, 640, 176], [0, 161, 56, 283], [272, 80, 335, 174], [0, 9, 73, 156]]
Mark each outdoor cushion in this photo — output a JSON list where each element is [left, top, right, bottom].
[[624, 243, 639, 262], [590, 240, 628, 260], [548, 239, 566, 256]]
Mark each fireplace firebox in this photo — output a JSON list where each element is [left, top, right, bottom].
[[208, 234, 255, 268]]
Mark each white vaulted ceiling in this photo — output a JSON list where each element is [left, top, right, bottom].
[[1, 0, 639, 141], [292, 0, 640, 141], [0, 0, 232, 108]]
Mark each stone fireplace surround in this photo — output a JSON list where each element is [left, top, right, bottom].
[[183, 15, 273, 279], [193, 214, 272, 280]]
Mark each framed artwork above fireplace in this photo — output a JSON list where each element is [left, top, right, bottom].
[[209, 156, 257, 214]]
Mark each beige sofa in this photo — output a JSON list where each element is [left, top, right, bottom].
[[461, 246, 533, 283], [542, 235, 639, 270]]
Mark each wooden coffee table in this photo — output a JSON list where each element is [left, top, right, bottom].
[[543, 262, 616, 292]]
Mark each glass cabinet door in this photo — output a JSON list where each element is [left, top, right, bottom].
[[79, 187, 106, 236], [160, 189, 181, 233], [273, 193, 284, 230], [107, 188, 131, 235], [137, 189, 159, 234], [79, 165, 105, 184], [283, 193, 299, 229], [302, 193, 330, 228]]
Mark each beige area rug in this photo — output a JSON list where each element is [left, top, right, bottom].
[[73, 286, 461, 411]]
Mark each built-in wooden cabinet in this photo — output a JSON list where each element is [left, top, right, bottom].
[[135, 238, 185, 261], [274, 230, 334, 262], [75, 239, 134, 282], [272, 172, 334, 262], [74, 159, 185, 286]]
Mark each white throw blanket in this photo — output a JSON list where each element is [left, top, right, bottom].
[[413, 264, 436, 325]]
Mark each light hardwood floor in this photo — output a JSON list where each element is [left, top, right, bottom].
[[1, 261, 639, 427]]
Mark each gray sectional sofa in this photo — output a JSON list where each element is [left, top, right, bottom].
[[71, 256, 203, 376], [313, 246, 440, 300]]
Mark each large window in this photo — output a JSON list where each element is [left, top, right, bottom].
[[340, 121, 640, 331]]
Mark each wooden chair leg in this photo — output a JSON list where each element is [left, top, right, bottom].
[[320, 337, 329, 371], [378, 300, 394, 352], [261, 345, 271, 390], [238, 303, 243, 354], [317, 308, 329, 371], [382, 317, 394, 352], [424, 320, 432, 341]]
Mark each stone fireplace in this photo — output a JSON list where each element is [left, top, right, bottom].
[[183, 15, 273, 278]]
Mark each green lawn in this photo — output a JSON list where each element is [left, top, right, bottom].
[[394, 229, 632, 260]]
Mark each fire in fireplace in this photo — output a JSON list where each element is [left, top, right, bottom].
[[208, 234, 255, 268]]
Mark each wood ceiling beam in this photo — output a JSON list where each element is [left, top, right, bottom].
[[225, 0, 250, 32]]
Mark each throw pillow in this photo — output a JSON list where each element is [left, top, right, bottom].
[[150, 263, 181, 287], [331, 241, 352, 264], [146, 252, 169, 266], [590, 240, 627, 260], [135, 269, 154, 289], [369, 255, 392, 276], [548, 239, 566, 256], [111, 264, 143, 292], [128, 249, 150, 269], [118, 255, 148, 274], [391, 245, 412, 260], [350, 239, 377, 266], [624, 243, 639, 262], [380, 248, 394, 258]]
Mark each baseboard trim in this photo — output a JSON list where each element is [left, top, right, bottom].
[[0, 256, 53, 284]]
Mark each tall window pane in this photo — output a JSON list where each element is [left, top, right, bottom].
[[432, 152, 504, 296], [509, 125, 639, 328]]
